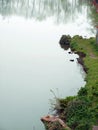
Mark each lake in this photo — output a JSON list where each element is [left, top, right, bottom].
[[0, 0, 94, 130]]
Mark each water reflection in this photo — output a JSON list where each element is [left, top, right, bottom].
[[0, 0, 92, 23]]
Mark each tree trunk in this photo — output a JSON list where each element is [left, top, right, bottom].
[[96, 28, 98, 45]]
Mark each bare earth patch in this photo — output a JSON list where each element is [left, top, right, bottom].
[[90, 52, 98, 59]]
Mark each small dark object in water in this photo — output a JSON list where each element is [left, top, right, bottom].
[[68, 52, 72, 54], [70, 59, 74, 62]]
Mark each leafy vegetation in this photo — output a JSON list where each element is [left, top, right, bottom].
[[55, 36, 98, 130]]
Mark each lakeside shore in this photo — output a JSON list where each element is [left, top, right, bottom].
[[41, 35, 98, 130]]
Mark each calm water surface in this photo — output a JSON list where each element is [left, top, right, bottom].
[[0, 0, 94, 130]]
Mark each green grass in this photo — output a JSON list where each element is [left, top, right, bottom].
[[71, 36, 98, 99], [56, 36, 98, 130]]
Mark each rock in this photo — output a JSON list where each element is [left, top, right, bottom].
[[41, 115, 71, 130], [59, 35, 71, 50], [77, 58, 83, 65], [59, 35, 70, 45]]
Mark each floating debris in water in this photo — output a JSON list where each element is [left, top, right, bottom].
[[70, 59, 74, 62]]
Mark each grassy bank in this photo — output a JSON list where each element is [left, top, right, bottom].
[[56, 36, 98, 130]]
